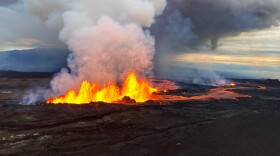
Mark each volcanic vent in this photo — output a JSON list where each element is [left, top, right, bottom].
[[47, 72, 158, 104]]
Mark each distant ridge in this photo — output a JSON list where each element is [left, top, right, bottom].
[[0, 48, 69, 72], [0, 70, 55, 78]]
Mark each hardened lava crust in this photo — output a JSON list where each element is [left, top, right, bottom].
[[0, 78, 280, 155]]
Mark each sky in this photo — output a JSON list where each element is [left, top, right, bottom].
[[0, 0, 279, 79], [0, 0, 64, 51], [171, 27, 280, 79]]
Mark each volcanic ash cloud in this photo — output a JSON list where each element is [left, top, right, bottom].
[[24, 0, 167, 96]]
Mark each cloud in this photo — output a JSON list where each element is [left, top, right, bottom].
[[219, 26, 280, 54], [0, 0, 279, 81], [151, 0, 280, 80], [0, 0, 19, 6], [152, 0, 280, 51], [173, 53, 280, 68], [0, 1, 64, 51]]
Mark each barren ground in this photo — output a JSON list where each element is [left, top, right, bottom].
[[0, 78, 280, 155]]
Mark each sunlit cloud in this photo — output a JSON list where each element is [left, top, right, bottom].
[[219, 26, 280, 54], [170, 26, 280, 79], [173, 53, 280, 68], [0, 38, 64, 51]]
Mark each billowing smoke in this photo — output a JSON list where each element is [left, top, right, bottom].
[[20, 0, 280, 104], [23, 0, 167, 98], [152, 0, 280, 82], [154, 0, 280, 51]]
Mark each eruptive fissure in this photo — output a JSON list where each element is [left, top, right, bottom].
[[47, 72, 158, 104], [46, 80, 252, 104]]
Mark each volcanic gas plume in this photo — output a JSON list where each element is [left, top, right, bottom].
[[21, 0, 260, 105], [23, 0, 167, 104]]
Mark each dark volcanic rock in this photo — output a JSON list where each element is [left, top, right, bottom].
[[0, 70, 54, 78], [121, 96, 137, 103], [0, 78, 280, 155]]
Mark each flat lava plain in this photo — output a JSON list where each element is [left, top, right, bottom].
[[0, 76, 280, 155]]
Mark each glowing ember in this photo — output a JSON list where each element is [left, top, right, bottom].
[[46, 72, 157, 104], [228, 82, 236, 87]]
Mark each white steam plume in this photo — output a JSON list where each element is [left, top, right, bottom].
[[22, 0, 167, 102]]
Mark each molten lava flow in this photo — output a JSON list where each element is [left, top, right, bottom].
[[148, 79, 180, 92], [46, 72, 157, 104]]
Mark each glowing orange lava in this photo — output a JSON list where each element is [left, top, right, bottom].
[[228, 82, 236, 87], [46, 72, 157, 104]]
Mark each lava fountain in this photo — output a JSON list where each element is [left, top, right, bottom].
[[46, 72, 158, 104]]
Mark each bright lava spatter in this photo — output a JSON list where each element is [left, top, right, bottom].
[[46, 72, 158, 104]]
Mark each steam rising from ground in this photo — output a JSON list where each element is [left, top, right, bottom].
[[23, 0, 166, 100]]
